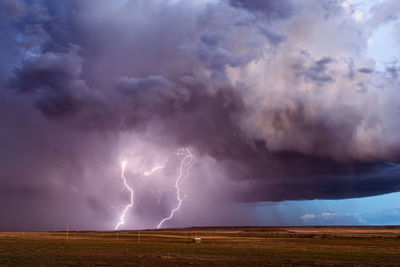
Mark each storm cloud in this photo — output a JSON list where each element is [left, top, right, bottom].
[[0, 0, 400, 230]]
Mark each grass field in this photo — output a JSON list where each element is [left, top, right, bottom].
[[1, 226, 400, 266]]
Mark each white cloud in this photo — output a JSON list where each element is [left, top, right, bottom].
[[300, 211, 364, 224], [341, 0, 364, 22], [353, 10, 364, 21], [300, 214, 316, 220]]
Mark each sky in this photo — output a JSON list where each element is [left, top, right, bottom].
[[0, 0, 399, 231]]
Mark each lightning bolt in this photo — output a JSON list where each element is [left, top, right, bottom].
[[156, 148, 194, 229], [115, 160, 134, 230], [143, 166, 165, 176]]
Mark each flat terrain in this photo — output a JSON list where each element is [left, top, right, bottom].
[[1, 226, 400, 266]]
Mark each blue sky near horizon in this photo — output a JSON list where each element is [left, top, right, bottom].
[[256, 192, 400, 225]]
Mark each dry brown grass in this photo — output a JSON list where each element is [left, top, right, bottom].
[[1, 226, 400, 266]]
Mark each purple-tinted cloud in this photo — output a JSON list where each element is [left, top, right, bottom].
[[0, 0, 400, 230]]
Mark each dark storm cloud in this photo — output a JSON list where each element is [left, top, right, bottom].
[[195, 32, 254, 79], [10, 48, 88, 117], [358, 67, 374, 73], [232, 160, 400, 202], [1, 0, 400, 229], [297, 57, 335, 84], [386, 65, 399, 79], [117, 76, 176, 100], [0, 0, 27, 18], [228, 0, 292, 45], [229, 0, 293, 20]]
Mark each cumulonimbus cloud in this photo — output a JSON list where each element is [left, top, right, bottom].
[[0, 0, 400, 229]]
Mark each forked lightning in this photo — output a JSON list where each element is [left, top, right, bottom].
[[156, 148, 194, 229], [115, 160, 134, 230]]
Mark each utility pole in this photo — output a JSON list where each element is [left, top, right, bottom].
[[66, 224, 69, 242]]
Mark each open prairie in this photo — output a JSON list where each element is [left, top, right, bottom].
[[1, 226, 400, 266]]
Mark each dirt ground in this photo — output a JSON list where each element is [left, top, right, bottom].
[[1, 226, 400, 266]]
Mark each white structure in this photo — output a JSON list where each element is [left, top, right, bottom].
[[193, 238, 201, 243]]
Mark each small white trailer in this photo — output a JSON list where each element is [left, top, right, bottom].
[[193, 237, 201, 243]]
